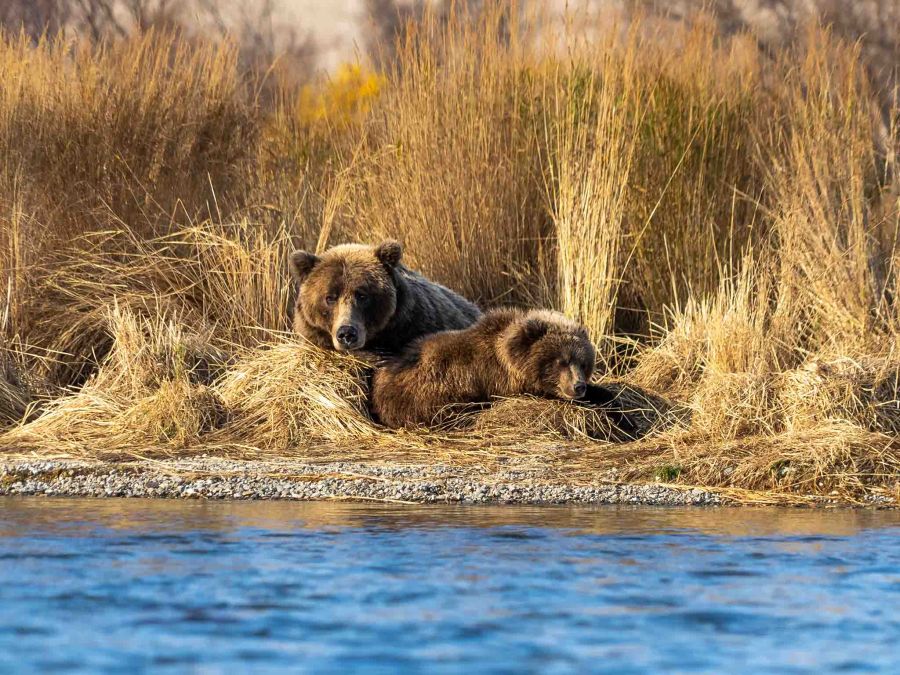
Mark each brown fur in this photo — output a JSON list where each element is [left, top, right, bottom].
[[290, 240, 481, 354], [371, 308, 597, 429]]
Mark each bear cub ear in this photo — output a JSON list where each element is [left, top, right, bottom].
[[517, 317, 550, 347], [375, 239, 403, 268], [290, 250, 320, 281], [506, 317, 550, 361]]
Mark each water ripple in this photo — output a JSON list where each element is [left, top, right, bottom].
[[0, 498, 898, 673]]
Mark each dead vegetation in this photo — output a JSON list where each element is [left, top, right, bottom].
[[0, 2, 899, 504]]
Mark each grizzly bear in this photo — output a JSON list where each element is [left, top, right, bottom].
[[290, 240, 481, 353], [371, 308, 600, 429]]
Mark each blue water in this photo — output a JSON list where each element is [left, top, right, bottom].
[[0, 499, 898, 673]]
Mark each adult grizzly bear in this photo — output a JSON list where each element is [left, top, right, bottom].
[[372, 308, 608, 429], [290, 240, 481, 353]]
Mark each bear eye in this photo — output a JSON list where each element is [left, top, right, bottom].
[[325, 294, 338, 306], [355, 291, 370, 305]]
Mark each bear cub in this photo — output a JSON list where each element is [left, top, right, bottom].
[[290, 240, 481, 354], [371, 308, 597, 429]]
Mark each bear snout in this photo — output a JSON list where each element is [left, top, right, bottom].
[[559, 380, 587, 400], [558, 364, 588, 400], [334, 324, 365, 350]]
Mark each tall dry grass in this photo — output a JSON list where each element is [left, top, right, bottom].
[[339, 4, 553, 305], [0, 3, 898, 502], [550, 33, 643, 343], [0, 30, 259, 343], [0, 32, 256, 235]]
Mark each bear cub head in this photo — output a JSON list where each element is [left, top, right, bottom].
[[501, 310, 596, 400], [290, 240, 403, 351]]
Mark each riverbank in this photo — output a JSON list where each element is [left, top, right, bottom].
[[0, 459, 720, 505], [1, 458, 894, 507]]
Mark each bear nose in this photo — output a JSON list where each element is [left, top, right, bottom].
[[336, 325, 359, 347], [573, 382, 587, 399]]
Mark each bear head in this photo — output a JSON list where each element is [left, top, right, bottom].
[[290, 240, 403, 351], [501, 310, 596, 399]]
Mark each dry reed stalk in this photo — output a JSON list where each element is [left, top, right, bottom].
[[341, 3, 552, 305], [0, 31, 256, 257], [550, 28, 643, 342]]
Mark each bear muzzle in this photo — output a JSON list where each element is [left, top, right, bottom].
[[330, 301, 368, 351], [558, 365, 588, 400], [333, 323, 366, 350], [559, 381, 587, 400]]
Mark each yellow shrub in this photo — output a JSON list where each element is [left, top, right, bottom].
[[296, 63, 384, 125]]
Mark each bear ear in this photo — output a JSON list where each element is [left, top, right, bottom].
[[375, 239, 403, 268], [290, 250, 320, 281], [518, 317, 550, 347], [505, 317, 549, 362]]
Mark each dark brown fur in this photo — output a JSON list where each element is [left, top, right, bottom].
[[371, 308, 597, 429], [290, 240, 481, 354]]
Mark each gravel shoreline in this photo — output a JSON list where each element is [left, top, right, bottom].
[[1, 458, 727, 506]]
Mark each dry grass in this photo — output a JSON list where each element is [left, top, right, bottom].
[[339, 4, 553, 306], [216, 341, 376, 450], [473, 382, 678, 443], [0, 31, 256, 245], [0, 348, 32, 427], [0, 4, 899, 503], [550, 27, 643, 342], [2, 305, 229, 457]]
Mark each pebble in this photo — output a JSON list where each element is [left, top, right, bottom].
[[0, 458, 731, 506]]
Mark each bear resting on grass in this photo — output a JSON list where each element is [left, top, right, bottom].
[[372, 308, 608, 429], [290, 240, 481, 354]]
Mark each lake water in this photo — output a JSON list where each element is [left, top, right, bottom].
[[0, 498, 898, 673]]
